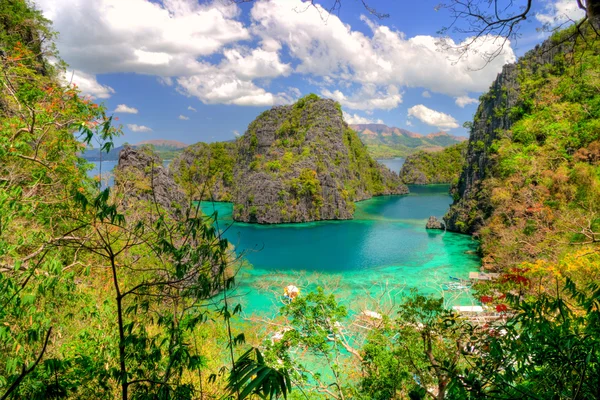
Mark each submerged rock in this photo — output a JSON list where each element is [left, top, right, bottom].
[[426, 216, 445, 230]]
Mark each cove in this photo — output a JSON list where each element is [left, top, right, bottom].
[[202, 185, 481, 317]]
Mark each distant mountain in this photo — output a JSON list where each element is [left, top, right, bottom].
[[135, 140, 188, 148], [350, 123, 467, 158], [82, 140, 189, 161]]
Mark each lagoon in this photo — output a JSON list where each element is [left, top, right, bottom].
[[86, 159, 480, 315], [202, 185, 480, 316]]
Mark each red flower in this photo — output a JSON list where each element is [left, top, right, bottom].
[[480, 295, 494, 304], [496, 304, 508, 313]]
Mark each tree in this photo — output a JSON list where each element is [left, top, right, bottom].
[[440, 0, 600, 62], [447, 277, 600, 399]]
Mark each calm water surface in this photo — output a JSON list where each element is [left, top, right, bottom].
[[203, 185, 480, 316], [86, 159, 480, 315]]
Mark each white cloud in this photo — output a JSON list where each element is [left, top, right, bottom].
[[251, 1, 516, 98], [422, 91, 431, 98], [63, 69, 115, 99], [233, 130, 241, 137], [41, 0, 516, 109], [343, 111, 384, 125], [222, 47, 291, 79], [114, 104, 139, 114], [408, 105, 459, 130], [455, 95, 478, 108], [37, 0, 250, 76], [187, 106, 197, 112], [176, 65, 294, 106], [127, 124, 153, 132], [322, 84, 402, 111], [158, 77, 173, 86], [178, 115, 190, 120], [288, 87, 302, 98], [536, 0, 586, 25]]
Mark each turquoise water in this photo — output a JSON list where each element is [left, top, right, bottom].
[[84, 160, 480, 315], [203, 185, 480, 317]]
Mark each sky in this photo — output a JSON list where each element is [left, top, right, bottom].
[[34, 0, 585, 146]]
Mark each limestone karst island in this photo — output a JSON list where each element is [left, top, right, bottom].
[[2, 0, 600, 398]]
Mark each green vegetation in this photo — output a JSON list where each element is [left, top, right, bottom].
[[400, 142, 467, 184], [3, 2, 600, 399], [233, 94, 406, 223], [82, 143, 186, 161], [172, 141, 236, 201], [352, 125, 465, 158], [449, 26, 600, 274], [0, 3, 255, 398]]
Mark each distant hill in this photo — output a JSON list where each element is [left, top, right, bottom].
[[135, 140, 188, 148], [350, 123, 467, 158], [82, 140, 189, 161]]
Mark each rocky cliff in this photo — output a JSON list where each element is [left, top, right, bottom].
[[444, 34, 578, 234], [114, 146, 188, 219], [233, 95, 408, 223]]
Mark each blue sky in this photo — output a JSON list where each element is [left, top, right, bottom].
[[36, 0, 584, 146]]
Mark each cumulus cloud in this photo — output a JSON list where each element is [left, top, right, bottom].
[[114, 104, 139, 113], [322, 85, 402, 111], [178, 115, 190, 120], [455, 95, 479, 108], [37, 0, 249, 76], [176, 65, 294, 106], [187, 106, 197, 112], [422, 91, 431, 98], [251, 0, 515, 99], [63, 69, 115, 99], [40, 0, 516, 109], [343, 111, 384, 125], [127, 124, 153, 132], [536, 0, 586, 26], [408, 105, 459, 130]]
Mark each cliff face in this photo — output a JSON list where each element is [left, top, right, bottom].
[[444, 36, 577, 234], [114, 146, 188, 218], [233, 95, 407, 223]]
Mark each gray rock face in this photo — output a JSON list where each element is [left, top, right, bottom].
[[401, 166, 428, 185], [233, 96, 408, 224], [444, 36, 576, 234], [426, 216, 445, 230], [115, 146, 188, 219]]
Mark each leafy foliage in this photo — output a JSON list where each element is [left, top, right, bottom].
[[172, 141, 236, 202], [400, 142, 467, 184]]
